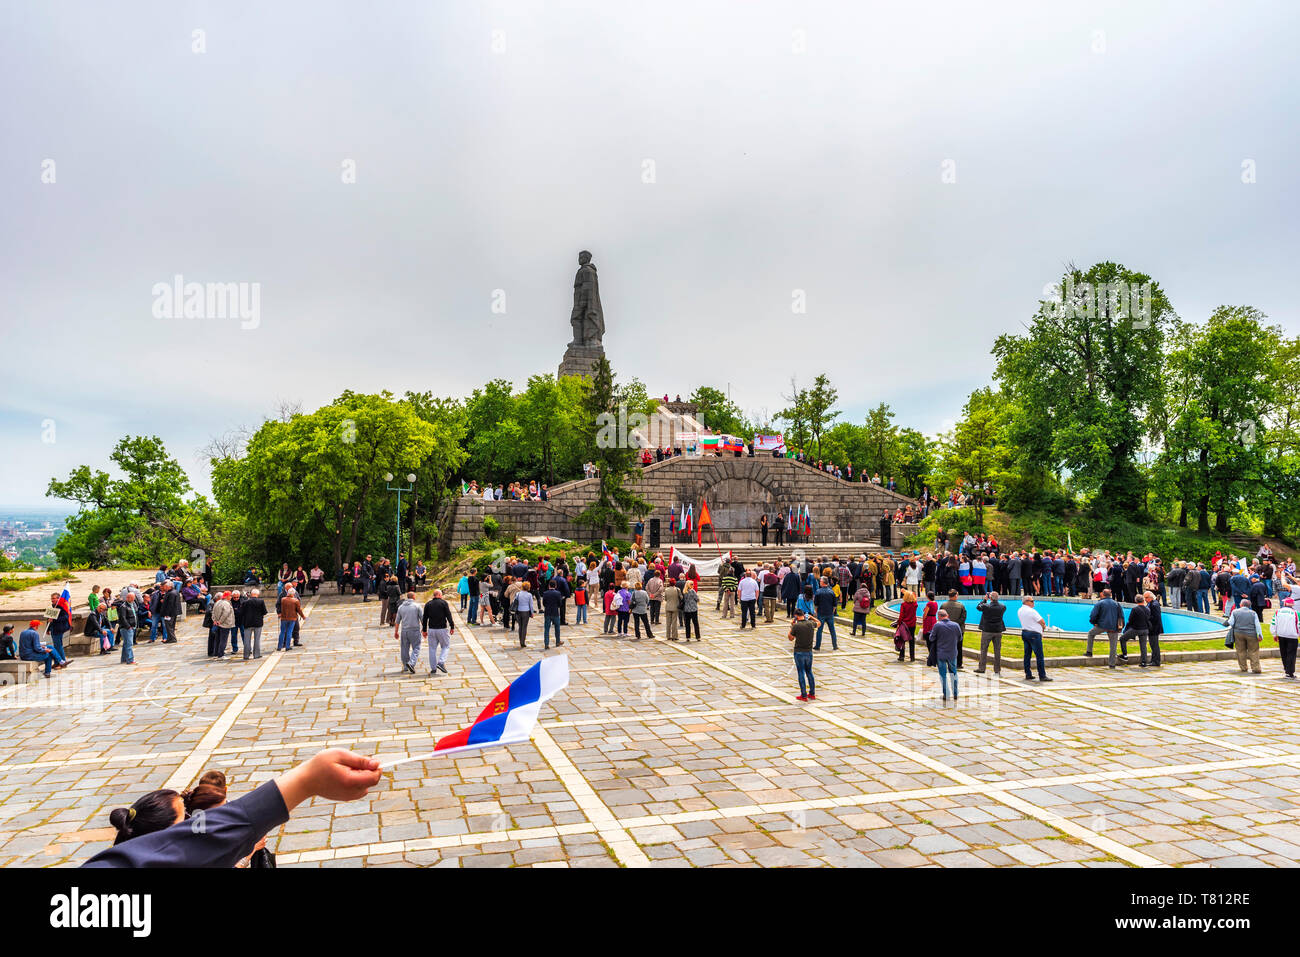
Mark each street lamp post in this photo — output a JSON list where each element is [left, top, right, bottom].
[[385, 472, 416, 569]]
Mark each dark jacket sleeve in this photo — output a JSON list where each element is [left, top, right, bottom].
[[81, 780, 289, 868]]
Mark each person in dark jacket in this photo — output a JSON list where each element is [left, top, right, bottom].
[[1086, 588, 1125, 668], [1143, 590, 1163, 668], [82, 749, 381, 867], [1120, 596, 1150, 666], [781, 564, 804, 618], [974, 593, 1006, 675], [542, 583, 564, 649], [157, 582, 181, 643], [240, 589, 269, 660], [931, 610, 963, 701], [1248, 577, 1270, 621]]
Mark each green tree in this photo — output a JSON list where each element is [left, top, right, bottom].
[[580, 358, 651, 533], [48, 436, 220, 569], [1152, 306, 1280, 532], [993, 261, 1173, 518], [779, 374, 839, 459], [861, 403, 898, 479], [212, 391, 441, 573], [937, 389, 1005, 527], [689, 385, 747, 437]]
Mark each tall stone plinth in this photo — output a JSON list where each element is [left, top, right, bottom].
[[558, 343, 605, 379]]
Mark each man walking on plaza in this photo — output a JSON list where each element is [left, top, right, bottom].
[[421, 587, 455, 674], [1143, 590, 1164, 668], [737, 570, 760, 629], [974, 591, 1006, 675], [663, 577, 681, 641], [542, 580, 565, 648], [720, 565, 738, 619], [241, 588, 268, 659], [394, 590, 424, 674], [940, 589, 967, 669], [931, 609, 962, 701], [1273, 596, 1299, 678], [762, 564, 780, 622], [788, 606, 816, 701], [1086, 588, 1125, 668], [1017, 597, 1051, 681], [1224, 598, 1263, 675], [813, 576, 838, 651]]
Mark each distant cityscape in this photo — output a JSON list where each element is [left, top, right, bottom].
[[0, 508, 68, 568]]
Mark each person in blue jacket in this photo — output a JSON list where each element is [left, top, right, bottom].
[[20, 620, 68, 676], [83, 749, 381, 867], [1086, 588, 1126, 668]]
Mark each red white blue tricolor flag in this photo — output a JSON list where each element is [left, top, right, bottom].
[[387, 657, 570, 766]]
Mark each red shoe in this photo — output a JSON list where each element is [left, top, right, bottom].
[[807, 694, 816, 700], [796, 694, 808, 701]]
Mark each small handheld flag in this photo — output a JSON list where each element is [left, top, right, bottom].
[[385, 657, 570, 766]]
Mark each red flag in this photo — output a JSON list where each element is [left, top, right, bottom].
[[698, 499, 712, 546]]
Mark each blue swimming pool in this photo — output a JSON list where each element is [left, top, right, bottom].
[[878, 596, 1224, 637]]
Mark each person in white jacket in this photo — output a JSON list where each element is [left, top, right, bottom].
[[1273, 596, 1300, 679]]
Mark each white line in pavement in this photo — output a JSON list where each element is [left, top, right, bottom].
[[647, 626, 1165, 866], [158, 594, 320, 791]]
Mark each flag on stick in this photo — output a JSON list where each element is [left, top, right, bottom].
[[385, 657, 570, 766], [698, 499, 712, 547]]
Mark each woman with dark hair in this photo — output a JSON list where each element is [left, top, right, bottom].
[[86, 749, 381, 868], [109, 790, 184, 845], [183, 770, 228, 815]]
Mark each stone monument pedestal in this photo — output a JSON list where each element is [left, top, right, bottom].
[[558, 342, 605, 379]]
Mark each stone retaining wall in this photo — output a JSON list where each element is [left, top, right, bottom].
[[442, 456, 920, 551]]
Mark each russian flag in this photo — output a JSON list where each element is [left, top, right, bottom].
[[58, 584, 73, 620], [602, 540, 615, 563], [433, 657, 570, 757]]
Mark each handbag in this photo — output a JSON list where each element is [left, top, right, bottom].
[[893, 623, 908, 650]]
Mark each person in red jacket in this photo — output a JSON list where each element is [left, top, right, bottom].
[[921, 591, 939, 665], [896, 590, 918, 662]]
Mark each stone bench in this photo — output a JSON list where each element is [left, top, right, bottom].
[[0, 660, 41, 685]]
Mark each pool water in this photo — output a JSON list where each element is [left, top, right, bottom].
[[881, 597, 1222, 636]]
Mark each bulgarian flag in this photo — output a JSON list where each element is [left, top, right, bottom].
[[460, 480, 471, 495], [698, 499, 712, 546]]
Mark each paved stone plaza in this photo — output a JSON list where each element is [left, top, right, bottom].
[[3, 592, 1300, 868]]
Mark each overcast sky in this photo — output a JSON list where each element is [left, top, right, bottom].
[[3, 0, 1297, 506]]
